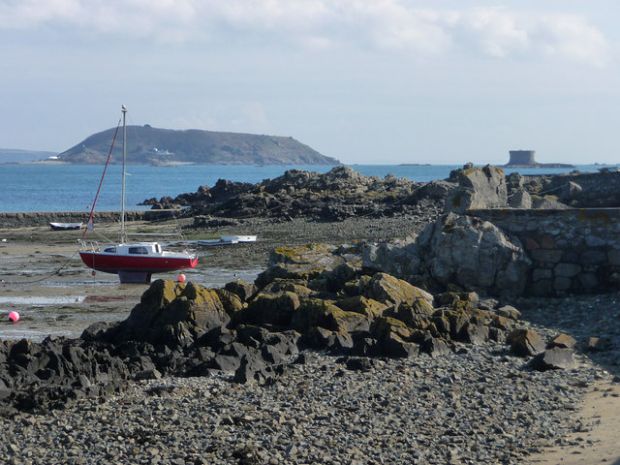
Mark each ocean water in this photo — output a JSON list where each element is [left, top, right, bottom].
[[0, 163, 612, 213]]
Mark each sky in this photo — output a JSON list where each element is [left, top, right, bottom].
[[1, 0, 619, 165]]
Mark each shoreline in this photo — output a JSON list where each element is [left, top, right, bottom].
[[1, 217, 619, 464], [527, 380, 620, 465]]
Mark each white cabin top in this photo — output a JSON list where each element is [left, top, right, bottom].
[[101, 242, 163, 256]]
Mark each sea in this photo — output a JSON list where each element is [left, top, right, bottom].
[[0, 163, 614, 213]]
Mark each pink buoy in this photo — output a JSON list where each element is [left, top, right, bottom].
[[8, 311, 20, 323], [177, 273, 186, 283]]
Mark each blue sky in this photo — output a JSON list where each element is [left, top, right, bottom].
[[1, 0, 619, 164]]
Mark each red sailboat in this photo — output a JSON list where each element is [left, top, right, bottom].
[[79, 105, 198, 283]]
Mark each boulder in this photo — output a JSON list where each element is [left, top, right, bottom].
[[380, 333, 420, 358], [363, 273, 433, 307], [531, 195, 569, 209], [508, 190, 532, 209], [446, 165, 508, 213], [335, 295, 389, 318], [420, 336, 451, 358], [255, 244, 348, 288], [417, 214, 530, 296], [410, 180, 457, 202], [342, 357, 375, 372], [291, 299, 370, 335], [530, 348, 576, 371], [370, 316, 413, 341], [104, 281, 230, 348], [508, 328, 546, 357], [549, 333, 577, 349], [361, 239, 421, 277], [224, 279, 257, 302], [384, 301, 434, 329], [215, 289, 245, 315], [240, 291, 301, 327], [496, 305, 521, 320], [586, 337, 612, 352]]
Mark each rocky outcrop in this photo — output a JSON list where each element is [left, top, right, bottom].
[[417, 214, 530, 296], [519, 169, 620, 208], [0, 242, 554, 414], [142, 166, 446, 221], [363, 213, 531, 297], [447, 165, 572, 211], [446, 165, 508, 212]]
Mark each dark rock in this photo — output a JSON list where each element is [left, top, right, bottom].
[[342, 357, 374, 372], [239, 291, 301, 327], [549, 333, 577, 349], [420, 336, 451, 358], [496, 305, 521, 320], [380, 333, 420, 358], [364, 273, 433, 307], [508, 328, 546, 357], [161, 166, 438, 222], [224, 279, 257, 302], [530, 348, 576, 371], [586, 337, 612, 352], [462, 322, 489, 345]]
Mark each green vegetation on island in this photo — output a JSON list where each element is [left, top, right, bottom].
[[58, 125, 339, 165]]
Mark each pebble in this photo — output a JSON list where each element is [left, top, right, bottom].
[[0, 341, 602, 465]]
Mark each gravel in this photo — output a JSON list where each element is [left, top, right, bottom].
[[0, 340, 606, 465]]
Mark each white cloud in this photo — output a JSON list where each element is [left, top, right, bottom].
[[0, 0, 611, 66]]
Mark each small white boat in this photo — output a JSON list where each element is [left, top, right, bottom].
[[197, 235, 257, 247], [220, 235, 257, 243], [50, 222, 83, 231]]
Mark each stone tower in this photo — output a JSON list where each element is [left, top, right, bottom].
[[508, 150, 536, 166]]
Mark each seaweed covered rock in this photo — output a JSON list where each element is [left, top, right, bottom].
[[363, 272, 433, 307], [98, 280, 230, 348], [255, 243, 352, 288], [0, 253, 558, 414]]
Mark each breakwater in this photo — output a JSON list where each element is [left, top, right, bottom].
[[0, 210, 180, 228], [469, 208, 620, 296]]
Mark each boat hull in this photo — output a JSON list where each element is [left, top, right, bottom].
[[50, 222, 83, 231], [79, 251, 198, 274]]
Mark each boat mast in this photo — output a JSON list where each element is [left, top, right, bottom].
[[120, 105, 127, 243]]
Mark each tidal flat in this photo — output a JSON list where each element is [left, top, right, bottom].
[[0, 217, 619, 464]]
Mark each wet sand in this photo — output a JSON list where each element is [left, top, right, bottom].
[[528, 381, 620, 465]]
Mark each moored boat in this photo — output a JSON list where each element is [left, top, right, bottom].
[[79, 106, 198, 283], [220, 235, 257, 243], [50, 222, 83, 231], [79, 242, 198, 283]]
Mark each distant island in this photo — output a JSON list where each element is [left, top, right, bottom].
[[505, 150, 574, 168], [0, 148, 57, 164], [57, 125, 339, 165]]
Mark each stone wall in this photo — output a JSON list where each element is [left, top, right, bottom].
[[525, 170, 620, 208], [468, 208, 620, 296], [0, 210, 179, 228]]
